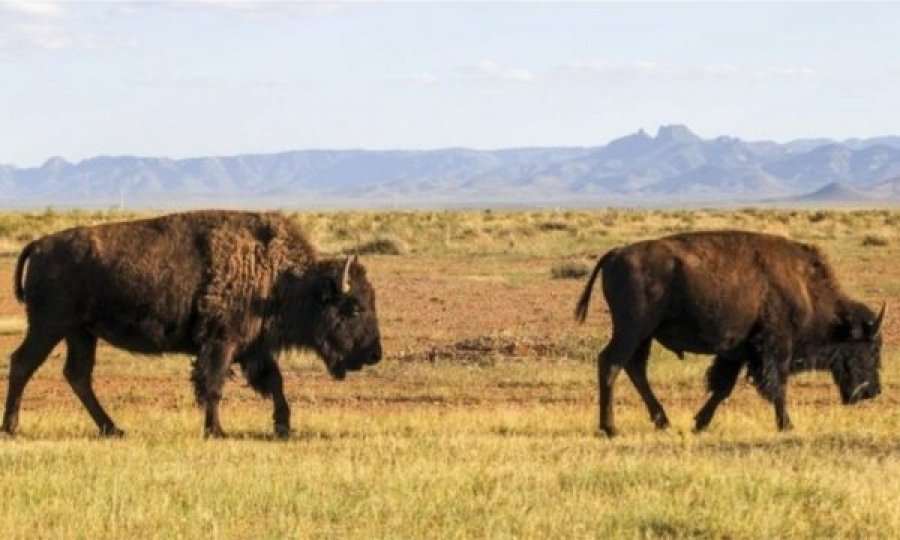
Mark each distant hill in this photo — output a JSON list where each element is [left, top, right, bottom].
[[4, 125, 900, 208], [785, 182, 875, 205]]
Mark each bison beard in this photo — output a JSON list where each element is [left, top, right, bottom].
[[576, 230, 884, 437], [1, 210, 383, 438]]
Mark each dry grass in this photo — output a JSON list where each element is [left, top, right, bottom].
[[1, 207, 900, 538], [353, 235, 408, 255], [550, 260, 592, 280], [4, 207, 900, 257], [0, 318, 26, 336], [2, 351, 899, 538]]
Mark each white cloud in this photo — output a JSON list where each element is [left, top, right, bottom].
[[400, 60, 536, 87], [471, 60, 536, 83], [407, 72, 438, 86], [200, 0, 341, 16], [0, 0, 109, 50], [561, 60, 817, 81], [123, 73, 308, 91], [2, 0, 64, 19], [403, 59, 817, 88], [115, 0, 342, 18]]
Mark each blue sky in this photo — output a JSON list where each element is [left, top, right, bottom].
[[2, 1, 899, 167]]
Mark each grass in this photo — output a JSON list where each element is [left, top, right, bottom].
[[862, 234, 890, 247], [4, 426, 900, 538], [550, 260, 592, 279], [3, 350, 900, 538], [2, 352, 899, 538], [353, 235, 408, 255], [2, 207, 900, 538], [0, 318, 26, 336], [5, 206, 900, 257]]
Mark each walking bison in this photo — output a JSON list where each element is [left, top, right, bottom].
[[575, 230, 884, 436], [2, 210, 383, 438]]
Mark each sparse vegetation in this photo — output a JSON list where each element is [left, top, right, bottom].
[[862, 234, 890, 247], [0, 207, 897, 257], [1, 207, 900, 538], [353, 236, 408, 255], [551, 260, 591, 279]]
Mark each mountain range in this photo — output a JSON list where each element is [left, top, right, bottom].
[[3, 125, 900, 208]]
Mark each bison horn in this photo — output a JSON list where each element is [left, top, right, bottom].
[[341, 254, 357, 294], [872, 302, 886, 337]]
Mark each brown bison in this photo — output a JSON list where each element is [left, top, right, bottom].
[[2, 210, 382, 438], [575, 230, 884, 436]]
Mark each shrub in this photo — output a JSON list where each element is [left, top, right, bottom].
[[354, 236, 408, 255], [538, 221, 574, 233], [551, 261, 591, 279], [861, 234, 889, 247]]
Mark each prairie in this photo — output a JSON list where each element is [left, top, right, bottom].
[[1, 208, 899, 538]]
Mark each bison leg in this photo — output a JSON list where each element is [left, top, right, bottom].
[[64, 330, 123, 438], [239, 351, 291, 438], [748, 331, 794, 431], [2, 328, 63, 436], [773, 387, 793, 432], [694, 351, 744, 432], [193, 341, 236, 438], [624, 338, 669, 430], [598, 358, 622, 438], [264, 364, 291, 439], [597, 335, 645, 437]]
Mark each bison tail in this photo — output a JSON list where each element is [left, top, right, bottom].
[[14, 241, 36, 303], [574, 248, 616, 324]]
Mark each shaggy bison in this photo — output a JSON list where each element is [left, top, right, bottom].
[[2, 211, 382, 438], [575, 230, 884, 436]]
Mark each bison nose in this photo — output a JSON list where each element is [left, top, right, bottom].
[[370, 344, 382, 364]]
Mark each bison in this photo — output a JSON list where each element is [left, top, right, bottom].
[[1, 210, 383, 438], [575, 230, 884, 436]]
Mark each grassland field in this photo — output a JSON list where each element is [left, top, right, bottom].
[[1, 208, 900, 538]]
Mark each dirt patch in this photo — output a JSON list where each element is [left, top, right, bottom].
[[396, 334, 569, 365]]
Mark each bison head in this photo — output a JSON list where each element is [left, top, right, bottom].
[[306, 255, 382, 380], [828, 303, 885, 404]]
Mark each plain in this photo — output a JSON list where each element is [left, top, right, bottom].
[[1, 208, 899, 538]]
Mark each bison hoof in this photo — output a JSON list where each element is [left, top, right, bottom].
[[693, 415, 712, 432], [598, 426, 618, 438], [204, 427, 228, 439], [653, 415, 670, 430], [274, 425, 292, 439], [99, 425, 125, 438]]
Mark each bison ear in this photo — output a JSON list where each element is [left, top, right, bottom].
[[833, 305, 883, 342]]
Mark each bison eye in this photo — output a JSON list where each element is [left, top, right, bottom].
[[341, 301, 363, 318]]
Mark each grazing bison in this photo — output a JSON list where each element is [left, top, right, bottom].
[[575, 230, 884, 436], [2, 210, 382, 438]]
